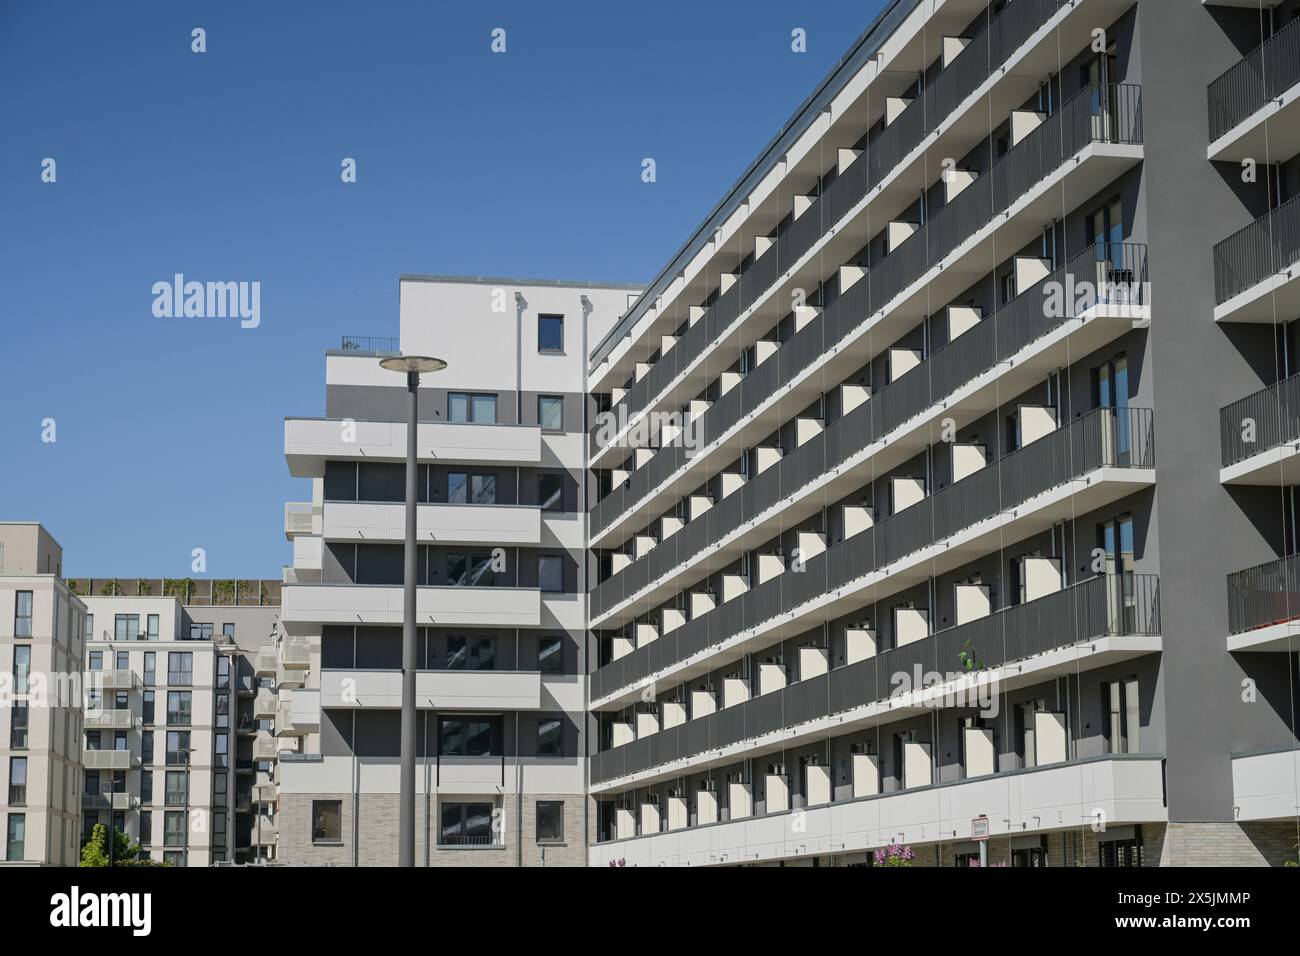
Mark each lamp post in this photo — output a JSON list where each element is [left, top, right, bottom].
[[378, 354, 447, 867]]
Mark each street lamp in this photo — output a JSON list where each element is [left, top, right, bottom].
[[378, 354, 447, 868]]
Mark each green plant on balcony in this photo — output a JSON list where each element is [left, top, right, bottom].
[[163, 578, 194, 602], [65, 579, 79, 595], [137, 579, 153, 596], [957, 638, 983, 672], [213, 579, 236, 605], [259, 581, 270, 605], [100, 579, 122, 596]]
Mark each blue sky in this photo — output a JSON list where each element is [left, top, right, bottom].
[[0, 0, 884, 576]]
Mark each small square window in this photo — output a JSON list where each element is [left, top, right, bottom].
[[538, 395, 564, 431], [536, 800, 564, 843], [538, 314, 564, 353]]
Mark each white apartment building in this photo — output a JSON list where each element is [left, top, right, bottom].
[[0, 523, 85, 866], [276, 276, 637, 865]]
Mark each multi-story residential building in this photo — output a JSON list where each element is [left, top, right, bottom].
[[72, 579, 281, 865], [276, 278, 638, 865], [0, 523, 85, 866], [580, 0, 1300, 867]]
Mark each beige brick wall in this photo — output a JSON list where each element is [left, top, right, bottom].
[[279, 792, 591, 867], [1158, 821, 1300, 867]]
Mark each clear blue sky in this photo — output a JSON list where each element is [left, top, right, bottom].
[[0, 0, 885, 577]]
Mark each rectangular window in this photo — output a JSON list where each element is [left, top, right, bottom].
[[448, 392, 498, 424], [447, 554, 496, 587], [142, 690, 155, 724], [164, 771, 188, 806], [221, 623, 235, 639], [83, 613, 94, 642], [189, 623, 213, 641], [538, 394, 564, 431], [538, 314, 564, 353], [445, 635, 495, 671], [213, 772, 227, 808], [146, 614, 160, 641], [88, 650, 103, 671], [215, 656, 230, 689], [139, 811, 152, 846], [537, 717, 563, 757], [114, 614, 140, 642], [12, 646, 30, 695], [214, 732, 228, 769], [1102, 678, 1140, 754], [538, 636, 564, 675], [9, 704, 27, 749], [538, 555, 564, 592], [312, 800, 342, 844], [536, 800, 564, 843], [6, 814, 25, 861], [143, 652, 156, 686], [166, 691, 192, 726], [538, 473, 564, 512], [7, 758, 27, 806], [166, 731, 191, 766], [438, 716, 501, 756], [141, 731, 153, 764], [167, 652, 193, 686], [163, 811, 186, 848], [1099, 836, 1143, 867], [140, 770, 153, 803], [13, 592, 33, 638], [448, 472, 497, 505], [439, 801, 495, 846], [115, 649, 129, 670]]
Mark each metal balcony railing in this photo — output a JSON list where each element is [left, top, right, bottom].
[[590, 406, 1155, 702], [1220, 371, 1300, 467], [1227, 553, 1300, 635], [339, 336, 399, 354], [589, 243, 1149, 619], [590, 81, 1143, 537], [1207, 15, 1300, 143], [1213, 193, 1300, 306], [592, 572, 1159, 784]]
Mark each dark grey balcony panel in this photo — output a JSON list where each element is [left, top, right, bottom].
[[1220, 371, 1300, 467], [1213, 194, 1300, 306], [1227, 553, 1300, 636], [1207, 16, 1300, 143]]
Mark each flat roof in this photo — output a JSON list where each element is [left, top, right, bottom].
[[586, 0, 921, 371], [400, 273, 642, 291]]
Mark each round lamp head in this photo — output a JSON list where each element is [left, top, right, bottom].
[[379, 355, 447, 374]]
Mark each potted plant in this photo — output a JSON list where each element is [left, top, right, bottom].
[[163, 578, 194, 603], [137, 579, 153, 596], [213, 579, 236, 606], [100, 579, 122, 596], [873, 844, 915, 867], [958, 638, 982, 672]]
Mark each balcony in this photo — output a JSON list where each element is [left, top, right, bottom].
[[320, 669, 543, 711], [254, 646, 278, 676], [88, 669, 137, 691], [284, 502, 322, 540], [82, 750, 136, 771], [276, 699, 307, 737], [284, 418, 541, 477], [592, 48, 1142, 465], [250, 822, 278, 847], [82, 790, 137, 811], [276, 664, 305, 689], [591, 754, 1165, 866], [254, 687, 277, 718], [84, 709, 136, 731], [591, 407, 1156, 706], [282, 583, 542, 628], [1226, 553, 1300, 651], [1219, 373, 1300, 483], [254, 783, 278, 803], [590, 243, 1150, 621], [591, 82, 1144, 540], [280, 637, 310, 669], [1213, 194, 1300, 322], [1207, 16, 1300, 162], [1232, 747, 1300, 821], [321, 501, 542, 546], [254, 732, 281, 762]]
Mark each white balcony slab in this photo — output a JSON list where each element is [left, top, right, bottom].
[[285, 418, 541, 477], [1214, 261, 1300, 325], [1220, 440, 1300, 486], [282, 583, 541, 628], [1232, 748, 1300, 821], [320, 669, 543, 710], [1226, 619, 1300, 653], [1207, 79, 1300, 165], [322, 501, 541, 546]]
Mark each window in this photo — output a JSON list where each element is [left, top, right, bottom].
[[88, 650, 103, 671], [164, 771, 188, 806], [216, 693, 230, 729], [163, 811, 186, 848], [1102, 678, 1140, 754], [538, 394, 564, 431], [538, 314, 564, 353], [115, 649, 129, 670], [446, 635, 495, 671], [9, 703, 27, 749], [13, 592, 33, 638], [213, 772, 227, 808], [7, 758, 26, 806], [438, 716, 501, 756], [142, 690, 155, 724], [140, 770, 153, 803], [146, 614, 160, 641], [538, 636, 564, 675], [166, 691, 192, 726], [538, 473, 563, 512], [6, 814, 25, 861], [12, 646, 30, 695], [167, 652, 193, 686], [114, 614, 139, 642], [214, 732, 228, 769], [216, 656, 230, 690], [139, 811, 152, 846], [312, 800, 342, 844], [141, 731, 154, 763], [448, 553, 496, 587], [537, 717, 563, 757], [143, 652, 156, 686], [221, 623, 235, 639], [538, 555, 564, 592], [189, 623, 213, 641], [449, 392, 497, 424], [163, 850, 184, 866], [85, 731, 102, 752], [113, 731, 127, 751], [83, 614, 94, 642], [166, 731, 191, 766], [448, 472, 496, 505], [1099, 835, 1143, 867], [536, 800, 564, 843], [439, 801, 495, 846]]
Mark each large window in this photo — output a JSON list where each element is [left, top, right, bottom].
[[164, 771, 188, 807], [163, 811, 186, 848], [538, 473, 564, 512], [438, 716, 501, 756], [312, 800, 342, 844], [536, 800, 564, 844], [13, 592, 32, 638], [166, 731, 191, 766], [538, 636, 564, 675], [448, 553, 496, 587], [538, 394, 564, 431], [7, 758, 27, 806], [114, 614, 139, 642], [439, 801, 495, 846], [449, 392, 497, 424], [5, 814, 25, 861], [538, 555, 564, 593], [537, 716, 563, 757], [538, 313, 564, 353], [167, 652, 193, 686], [166, 691, 192, 726], [446, 635, 495, 671], [448, 472, 496, 505], [189, 622, 213, 641]]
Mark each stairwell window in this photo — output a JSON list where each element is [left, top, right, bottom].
[[13, 592, 32, 638]]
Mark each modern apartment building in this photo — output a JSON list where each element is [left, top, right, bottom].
[[72, 579, 281, 865], [276, 277, 638, 865], [0, 524, 85, 866], [580, 0, 1300, 867]]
